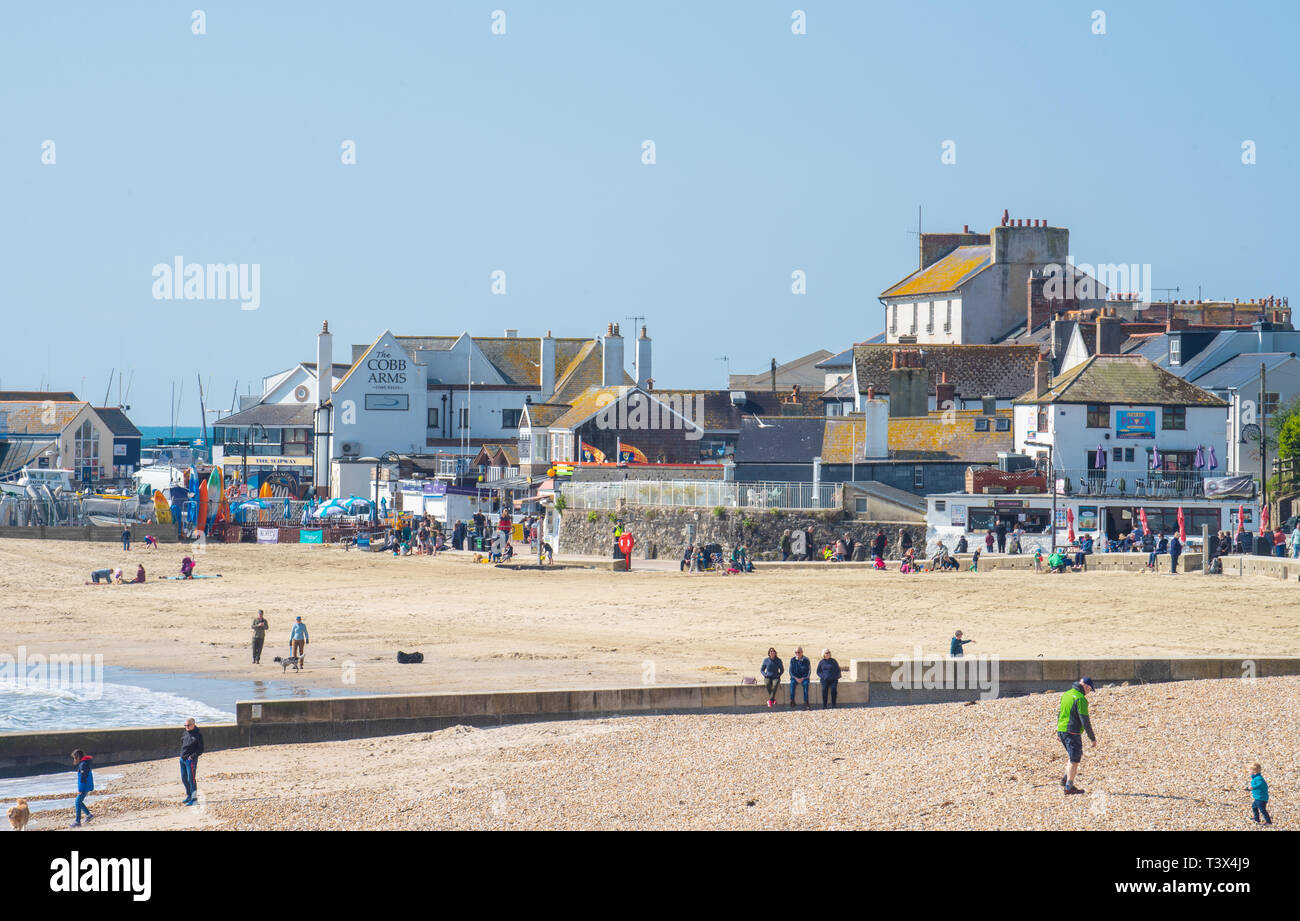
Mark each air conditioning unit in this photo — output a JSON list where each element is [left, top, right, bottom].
[[341, 442, 360, 457]]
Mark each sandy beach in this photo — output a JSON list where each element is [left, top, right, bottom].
[[2, 538, 1298, 696], [21, 675, 1293, 831]]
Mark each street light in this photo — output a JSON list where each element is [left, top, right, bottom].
[[359, 451, 402, 523], [240, 423, 269, 495], [1024, 439, 1057, 552]]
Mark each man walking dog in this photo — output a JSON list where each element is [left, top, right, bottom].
[[1057, 677, 1097, 794], [290, 616, 309, 667]]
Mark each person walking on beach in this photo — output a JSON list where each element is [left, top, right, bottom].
[[896, 528, 912, 560], [70, 749, 94, 827], [817, 649, 841, 708], [760, 647, 784, 708], [1057, 677, 1097, 794], [180, 718, 204, 806], [872, 529, 887, 561], [251, 610, 268, 665], [290, 616, 309, 666], [950, 630, 974, 657], [780, 530, 792, 562], [789, 647, 812, 709], [121, 527, 131, 551], [804, 526, 816, 561], [1249, 763, 1272, 825], [994, 520, 1007, 553]]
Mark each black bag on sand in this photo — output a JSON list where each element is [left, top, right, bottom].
[[396, 651, 424, 664]]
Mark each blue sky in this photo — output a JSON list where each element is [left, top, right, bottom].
[[1, 1, 1295, 424]]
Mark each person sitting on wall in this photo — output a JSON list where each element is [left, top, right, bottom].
[[681, 544, 694, 572]]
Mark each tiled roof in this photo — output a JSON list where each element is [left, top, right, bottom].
[[92, 407, 142, 438], [852, 344, 1041, 399], [392, 336, 600, 390], [729, 350, 835, 389], [1013, 355, 1227, 406], [887, 411, 1012, 462], [0, 400, 85, 436], [880, 245, 991, 299], [522, 402, 570, 427], [547, 386, 629, 431], [474, 443, 520, 465]]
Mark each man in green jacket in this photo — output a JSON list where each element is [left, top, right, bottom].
[[1057, 677, 1097, 794]]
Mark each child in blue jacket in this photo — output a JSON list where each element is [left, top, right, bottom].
[[71, 749, 94, 828], [1249, 763, 1271, 825]]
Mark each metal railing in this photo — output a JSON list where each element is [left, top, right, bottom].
[[483, 466, 520, 482], [559, 479, 842, 510], [1055, 467, 1207, 499]]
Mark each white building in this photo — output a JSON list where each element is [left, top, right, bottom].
[[924, 353, 1257, 548], [879, 215, 1106, 346]]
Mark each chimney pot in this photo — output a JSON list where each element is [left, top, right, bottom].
[[963, 224, 969, 233], [607, 323, 614, 335]]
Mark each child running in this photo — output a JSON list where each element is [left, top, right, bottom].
[[1249, 763, 1272, 825]]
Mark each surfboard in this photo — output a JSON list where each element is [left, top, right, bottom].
[[207, 467, 222, 526], [153, 490, 172, 524], [198, 480, 208, 532]]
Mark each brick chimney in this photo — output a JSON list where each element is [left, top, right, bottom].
[[1034, 353, 1052, 398], [935, 371, 956, 412]]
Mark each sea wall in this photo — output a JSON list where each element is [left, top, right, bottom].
[[4, 658, 1298, 772], [555, 506, 926, 560], [0, 525, 186, 543], [0, 723, 241, 776]]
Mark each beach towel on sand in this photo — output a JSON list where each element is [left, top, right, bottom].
[[396, 651, 424, 664]]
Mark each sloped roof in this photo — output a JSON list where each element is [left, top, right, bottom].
[[820, 374, 857, 401], [547, 386, 630, 431], [887, 411, 1013, 461], [0, 391, 80, 402], [92, 407, 142, 438], [815, 347, 855, 370], [853, 344, 1041, 399], [1013, 355, 1227, 406], [1189, 352, 1300, 390], [522, 402, 571, 428], [732, 416, 825, 464], [881, 245, 991, 299], [213, 403, 315, 427], [0, 400, 85, 436], [729, 350, 834, 390]]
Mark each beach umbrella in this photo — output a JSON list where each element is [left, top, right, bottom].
[[1238, 503, 1245, 532], [1095, 445, 1105, 469], [1177, 506, 1185, 542], [1259, 504, 1269, 538], [1066, 507, 1075, 543], [1194, 445, 1204, 469], [1208, 445, 1218, 470], [1139, 507, 1149, 536]]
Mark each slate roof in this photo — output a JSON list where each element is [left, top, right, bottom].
[[852, 344, 1041, 399], [213, 403, 316, 427], [92, 407, 142, 438], [1013, 355, 1227, 406], [0, 391, 80, 402], [880, 245, 991, 299], [1189, 352, 1299, 390], [732, 417, 826, 464]]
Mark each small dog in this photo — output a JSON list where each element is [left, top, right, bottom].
[[7, 798, 30, 831], [273, 655, 302, 673]]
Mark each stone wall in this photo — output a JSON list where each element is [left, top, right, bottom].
[[555, 505, 926, 560]]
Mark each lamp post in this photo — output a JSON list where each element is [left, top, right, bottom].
[[1025, 439, 1056, 552], [240, 423, 268, 496], [369, 451, 401, 524]]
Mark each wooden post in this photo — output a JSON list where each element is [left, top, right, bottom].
[[1201, 523, 1209, 574]]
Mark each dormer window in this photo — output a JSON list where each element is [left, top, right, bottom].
[[1169, 337, 1181, 366]]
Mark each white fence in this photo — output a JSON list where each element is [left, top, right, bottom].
[[559, 479, 843, 510]]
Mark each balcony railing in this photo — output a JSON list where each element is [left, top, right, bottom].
[[1055, 467, 1208, 499]]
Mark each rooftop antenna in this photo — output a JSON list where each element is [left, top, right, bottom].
[[626, 314, 647, 381], [715, 356, 730, 389]]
